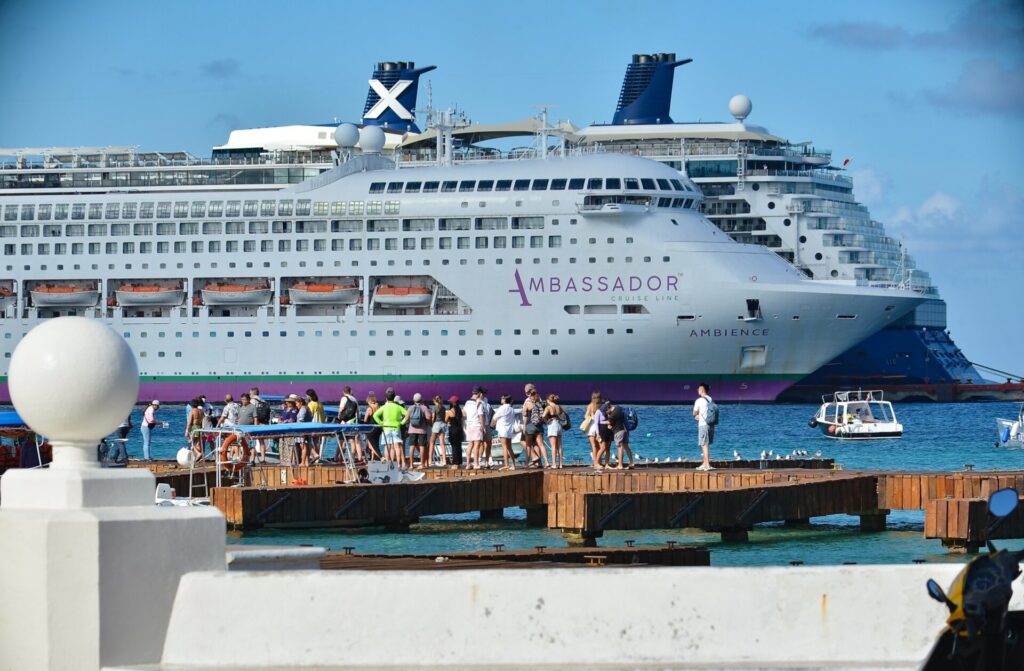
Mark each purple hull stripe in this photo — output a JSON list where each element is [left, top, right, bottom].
[[0, 379, 794, 404]]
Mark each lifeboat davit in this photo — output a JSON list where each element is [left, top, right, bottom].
[[288, 282, 359, 305], [373, 285, 433, 307], [200, 283, 273, 306], [116, 284, 185, 307], [30, 284, 99, 307]]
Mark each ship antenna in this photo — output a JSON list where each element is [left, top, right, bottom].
[[535, 105, 560, 159]]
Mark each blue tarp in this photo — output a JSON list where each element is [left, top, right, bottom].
[[200, 422, 376, 439], [0, 411, 27, 429]]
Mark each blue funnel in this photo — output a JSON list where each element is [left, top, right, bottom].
[[612, 53, 692, 125], [361, 61, 437, 133]]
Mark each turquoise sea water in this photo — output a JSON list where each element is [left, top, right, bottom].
[[16, 400, 1024, 566]]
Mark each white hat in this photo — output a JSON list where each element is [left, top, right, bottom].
[[151, 400, 160, 405], [413, 392, 422, 402]]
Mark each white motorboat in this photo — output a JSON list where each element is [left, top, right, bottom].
[[116, 285, 185, 306], [30, 285, 99, 307], [288, 282, 359, 305], [996, 404, 1024, 448], [809, 390, 903, 440]]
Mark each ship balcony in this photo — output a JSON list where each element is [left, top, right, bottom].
[[577, 194, 652, 215]]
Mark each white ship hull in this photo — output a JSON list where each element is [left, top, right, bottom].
[[0, 153, 922, 402]]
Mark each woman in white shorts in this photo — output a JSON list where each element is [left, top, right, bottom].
[[542, 393, 565, 469], [491, 395, 517, 469]]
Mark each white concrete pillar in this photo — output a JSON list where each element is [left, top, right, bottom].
[[0, 317, 225, 671]]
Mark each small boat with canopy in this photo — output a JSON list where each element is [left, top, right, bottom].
[[809, 390, 903, 440]]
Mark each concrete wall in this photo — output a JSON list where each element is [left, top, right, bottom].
[[140, 563, 1023, 668]]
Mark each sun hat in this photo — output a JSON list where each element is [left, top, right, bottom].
[[448, 395, 460, 404], [151, 400, 160, 405]]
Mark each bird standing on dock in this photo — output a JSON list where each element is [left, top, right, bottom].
[[733, 450, 742, 461], [760, 450, 767, 460]]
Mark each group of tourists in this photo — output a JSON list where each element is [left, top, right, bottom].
[[123, 382, 720, 471]]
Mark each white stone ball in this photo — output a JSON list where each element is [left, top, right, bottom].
[[359, 125, 386, 153], [9, 317, 139, 444], [177, 447, 196, 467], [729, 94, 752, 121], [334, 122, 359, 148]]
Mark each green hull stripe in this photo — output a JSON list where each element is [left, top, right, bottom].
[[0, 373, 804, 384]]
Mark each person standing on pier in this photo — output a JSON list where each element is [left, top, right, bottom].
[[306, 389, 325, 462], [693, 383, 716, 471], [361, 392, 382, 462], [543, 394, 566, 469], [491, 394, 517, 469], [139, 400, 159, 461], [217, 394, 240, 428], [605, 401, 634, 470], [522, 386, 547, 468], [406, 393, 433, 469], [445, 395, 464, 468], [373, 387, 409, 468], [185, 398, 205, 458], [464, 387, 486, 469], [250, 387, 271, 463], [428, 395, 447, 467]]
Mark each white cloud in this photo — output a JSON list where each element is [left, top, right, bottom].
[[886, 179, 1022, 254], [849, 167, 890, 208]]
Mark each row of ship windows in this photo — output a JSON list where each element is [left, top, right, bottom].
[[367, 176, 691, 195], [4, 233, 639, 256], [4, 326, 635, 341], [5, 254, 671, 274], [3, 185, 694, 223], [0, 215, 565, 238]]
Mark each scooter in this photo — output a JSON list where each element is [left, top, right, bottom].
[[923, 487, 1024, 670]]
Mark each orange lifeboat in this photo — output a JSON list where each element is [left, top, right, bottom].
[[200, 282, 273, 306], [373, 285, 432, 307], [288, 282, 359, 305], [30, 284, 100, 307], [115, 283, 185, 307]]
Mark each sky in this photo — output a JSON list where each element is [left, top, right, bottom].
[[0, 0, 1021, 378]]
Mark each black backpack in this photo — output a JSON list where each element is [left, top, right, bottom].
[[338, 394, 358, 422], [558, 408, 571, 430], [253, 397, 271, 423]]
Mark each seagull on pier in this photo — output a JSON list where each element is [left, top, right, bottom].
[[733, 450, 742, 461], [815, 450, 822, 458], [760, 450, 768, 460]]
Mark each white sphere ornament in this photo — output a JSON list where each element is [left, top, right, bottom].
[[9, 317, 139, 469], [176, 447, 196, 468], [728, 94, 752, 123], [359, 125, 386, 153], [334, 122, 359, 148]]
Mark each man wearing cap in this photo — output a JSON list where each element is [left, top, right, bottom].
[[405, 392, 433, 469], [463, 387, 486, 469], [140, 400, 160, 461], [372, 387, 409, 468]]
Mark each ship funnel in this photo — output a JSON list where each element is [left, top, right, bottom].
[[362, 61, 437, 133], [612, 52, 692, 125]]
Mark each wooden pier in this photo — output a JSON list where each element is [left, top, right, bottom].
[[142, 460, 1024, 553], [320, 544, 710, 570]]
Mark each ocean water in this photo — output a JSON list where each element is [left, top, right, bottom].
[[15, 400, 1024, 566]]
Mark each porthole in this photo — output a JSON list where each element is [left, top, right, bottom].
[[751, 183, 760, 191], [784, 218, 791, 227], [799, 235, 807, 243], [815, 252, 823, 260], [767, 201, 776, 210]]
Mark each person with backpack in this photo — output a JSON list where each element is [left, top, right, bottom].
[[405, 392, 433, 469], [604, 400, 634, 470], [249, 387, 271, 463], [692, 382, 718, 471], [336, 385, 361, 462]]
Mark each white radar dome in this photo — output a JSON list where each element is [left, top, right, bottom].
[[359, 125, 386, 154], [334, 123, 359, 147], [729, 94, 752, 123]]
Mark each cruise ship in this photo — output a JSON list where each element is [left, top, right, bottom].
[[0, 117, 922, 403], [1, 55, 996, 400]]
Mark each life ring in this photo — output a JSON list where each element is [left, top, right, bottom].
[[220, 433, 251, 471], [827, 425, 836, 434]]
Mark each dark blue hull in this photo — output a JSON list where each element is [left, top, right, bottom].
[[783, 325, 983, 400]]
